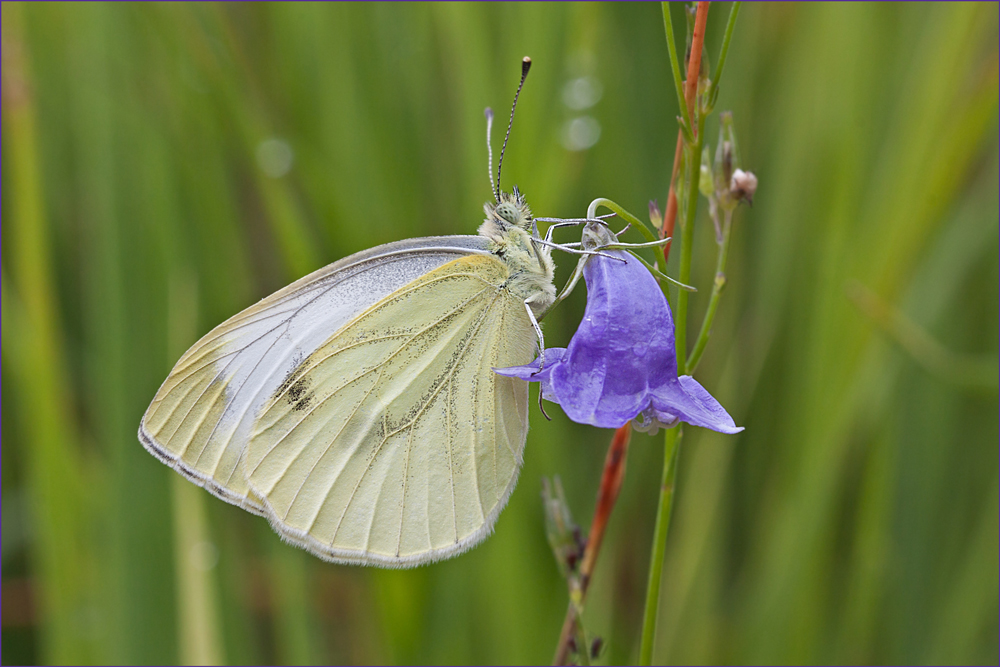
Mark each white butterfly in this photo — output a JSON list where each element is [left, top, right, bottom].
[[140, 57, 580, 566], [140, 185, 557, 567]]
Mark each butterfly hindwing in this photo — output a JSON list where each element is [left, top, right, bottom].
[[245, 254, 536, 567]]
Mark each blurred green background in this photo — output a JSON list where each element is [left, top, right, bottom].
[[3, 2, 997, 664]]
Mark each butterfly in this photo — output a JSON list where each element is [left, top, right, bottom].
[[140, 58, 561, 567]]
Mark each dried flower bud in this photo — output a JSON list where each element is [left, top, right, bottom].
[[648, 200, 662, 228], [710, 112, 757, 212], [730, 168, 758, 206]]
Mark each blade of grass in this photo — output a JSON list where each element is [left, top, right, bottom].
[[1, 5, 99, 661], [168, 270, 225, 666], [641, 3, 710, 663]]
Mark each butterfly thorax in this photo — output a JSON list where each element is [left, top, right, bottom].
[[478, 188, 555, 317]]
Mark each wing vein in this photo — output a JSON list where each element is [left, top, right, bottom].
[[395, 424, 415, 557], [447, 374, 457, 544], [327, 285, 504, 552]]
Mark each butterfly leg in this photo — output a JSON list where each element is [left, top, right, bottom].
[[523, 297, 545, 371], [536, 384, 551, 421], [522, 298, 553, 421]]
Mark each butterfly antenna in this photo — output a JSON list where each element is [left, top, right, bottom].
[[496, 56, 531, 199], [484, 107, 498, 202]]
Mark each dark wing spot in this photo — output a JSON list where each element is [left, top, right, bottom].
[[275, 363, 314, 413], [287, 375, 314, 412]]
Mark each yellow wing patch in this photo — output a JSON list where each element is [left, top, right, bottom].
[[245, 254, 536, 566]]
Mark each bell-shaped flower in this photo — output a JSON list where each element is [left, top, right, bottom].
[[495, 223, 742, 435]]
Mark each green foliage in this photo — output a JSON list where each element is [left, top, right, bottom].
[[3, 2, 996, 664]]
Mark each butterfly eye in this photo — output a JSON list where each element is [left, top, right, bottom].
[[496, 202, 520, 224]]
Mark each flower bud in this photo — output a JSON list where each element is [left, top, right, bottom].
[[730, 168, 758, 206], [648, 200, 662, 228], [711, 111, 758, 211]]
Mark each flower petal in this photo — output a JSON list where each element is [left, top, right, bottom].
[[544, 248, 676, 427], [492, 347, 566, 380], [649, 376, 743, 434], [493, 348, 566, 403]]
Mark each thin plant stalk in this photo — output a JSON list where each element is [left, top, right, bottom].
[[687, 209, 733, 373], [657, 9, 680, 258], [638, 426, 682, 664], [640, 2, 711, 664], [672, 109, 706, 373], [171, 478, 224, 666], [659, 1, 709, 261], [706, 2, 743, 111], [587, 197, 670, 279], [663, 3, 694, 142]]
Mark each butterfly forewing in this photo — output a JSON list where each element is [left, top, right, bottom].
[[245, 254, 537, 566], [139, 236, 491, 515]]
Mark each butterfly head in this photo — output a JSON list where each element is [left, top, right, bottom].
[[484, 186, 533, 232]]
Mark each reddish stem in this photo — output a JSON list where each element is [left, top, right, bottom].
[[661, 0, 710, 263], [553, 425, 632, 665], [579, 425, 631, 581]]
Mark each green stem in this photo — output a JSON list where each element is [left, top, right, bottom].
[[661, 2, 693, 141], [687, 211, 732, 373], [673, 112, 706, 376], [587, 198, 658, 243], [638, 5, 741, 663], [706, 1, 742, 111], [638, 426, 682, 665], [638, 17, 710, 661], [587, 198, 669, 279]]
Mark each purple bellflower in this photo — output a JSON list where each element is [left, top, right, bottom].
[[496, 222, 742, 435]]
